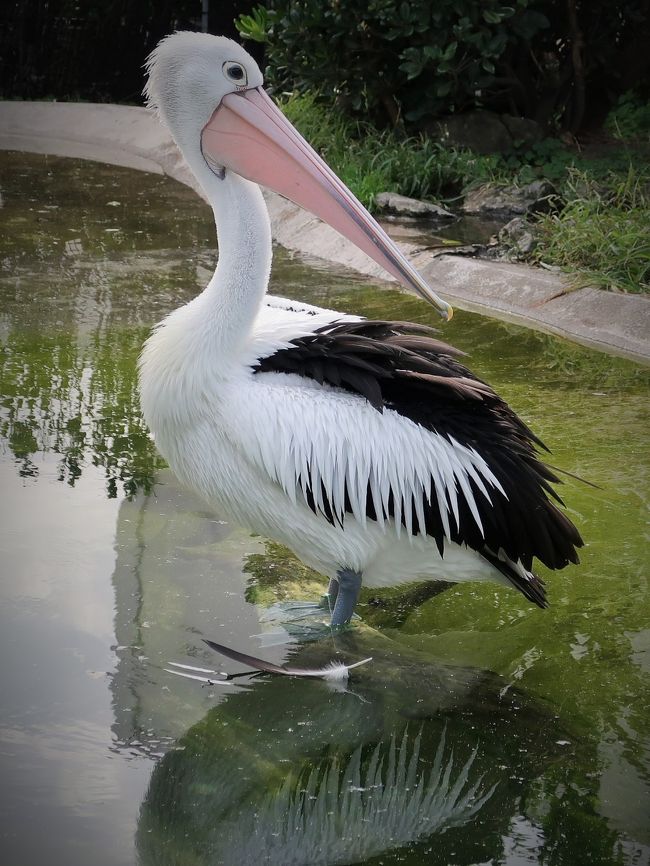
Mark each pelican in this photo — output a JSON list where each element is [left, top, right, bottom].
[[139, 32, 583, 640]]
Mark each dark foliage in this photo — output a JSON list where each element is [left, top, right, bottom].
[[3, 1, 647, 135], [240, 0, 650, 133], [0, 0, 257, 102]]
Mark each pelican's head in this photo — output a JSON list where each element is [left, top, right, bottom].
[[145, 32, 452, 319], [145, 33, 262, 151]]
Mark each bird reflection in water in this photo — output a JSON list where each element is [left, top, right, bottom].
[[198, 729, 492, 865], [137, 644, 564, 866]]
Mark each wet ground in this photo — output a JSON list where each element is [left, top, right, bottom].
[[379, 211, 506, 249], [0, 151, 649, 866]]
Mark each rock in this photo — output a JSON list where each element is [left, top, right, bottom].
[[427, 111, 543, 154], [500, 115, 543, 148], [374, 192, 455, 220], [498, 217, 539, 258], [462, 180, 557, 217], [429, 111, 511, 154]]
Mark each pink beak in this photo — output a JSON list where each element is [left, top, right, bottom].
[[200, 87, 452, 320]]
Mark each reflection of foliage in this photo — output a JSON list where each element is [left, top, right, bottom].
[[215, 729, 495, 866], [494, 318, 650, 384], [0, 326, 165, 497], [0, 151, 215, 498], [536, 761, 628, 866]]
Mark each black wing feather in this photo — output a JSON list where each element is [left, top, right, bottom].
[[253, 319, 583, 606]]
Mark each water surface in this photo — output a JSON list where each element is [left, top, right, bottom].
[[1, 151, 649, 866]]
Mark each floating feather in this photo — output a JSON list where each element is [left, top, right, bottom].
[[204, 638, 371, 680]]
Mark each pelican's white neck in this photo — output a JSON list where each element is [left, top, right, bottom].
[[174, 143, 272, 362], [139, 166, 271, 432], [202, 169, 272, 351], [150, 87, 272, 341]]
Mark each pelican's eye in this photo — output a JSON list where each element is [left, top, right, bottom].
[[223, 61, 247, 85]]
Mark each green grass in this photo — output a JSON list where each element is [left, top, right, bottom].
[[279, 91, 500, 208], [280, 91, 650, 294], [534, 167, 650, 294]]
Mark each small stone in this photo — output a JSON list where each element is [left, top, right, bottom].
[[498, 216, 539, 257], [374, 192, 455, 220], [462, 180, 557, 218]]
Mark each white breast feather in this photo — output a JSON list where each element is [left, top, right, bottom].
[[222, 372, 506, 544]]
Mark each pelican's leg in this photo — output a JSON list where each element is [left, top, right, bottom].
[[253, 571, 361, 646], [330, 568, 362, 627], [327, 577, 340, 614]]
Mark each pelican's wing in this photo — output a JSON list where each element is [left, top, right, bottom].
[[239, 295, 362, 368], [225, 320, 582, 604]]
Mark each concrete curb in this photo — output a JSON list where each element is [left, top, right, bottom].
[[1, 101, 648, 364]]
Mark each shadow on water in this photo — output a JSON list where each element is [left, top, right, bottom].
[[128, 533, 647, 866], [1, 152, 649, 866], [136, 639, 570, 866]]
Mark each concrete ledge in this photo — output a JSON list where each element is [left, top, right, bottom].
[[1, 101, 648, 364]]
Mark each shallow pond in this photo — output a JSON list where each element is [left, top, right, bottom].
[[0, 151, 649, 866]]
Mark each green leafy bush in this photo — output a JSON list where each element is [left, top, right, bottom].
[[495, 135, 650, 192], [239, 1, 650, 134], [605, 92, 650, 142], [237, 0, 546, 127]]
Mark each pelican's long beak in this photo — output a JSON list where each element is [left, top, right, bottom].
[[200, 88, 452, 320]]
